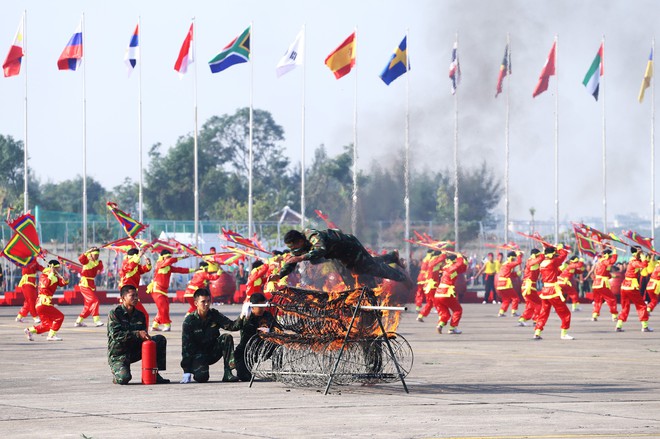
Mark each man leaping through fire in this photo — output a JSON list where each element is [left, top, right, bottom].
[[274, 229, 413, 289]]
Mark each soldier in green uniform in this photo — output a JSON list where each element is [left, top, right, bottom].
[[107, 285, 169, 384], [277, 228, 412, 288], [179, 288, 242, 383]]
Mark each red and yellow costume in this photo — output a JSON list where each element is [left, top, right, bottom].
[[184, 266, 221, 313], [17, 258, 45, 321], [245, 263, 270, 302], [76, 249, 104, 325], [518, 252, 544, 324], [558, 258, 585, 310], [645, 260, 660, 312], [591, 251, 619, 320], [433, 255, 466, 332], [118, 251, 152, 326], [414, 251, 433, 309], [417, 252, 446, 320], [617, 252, 649, 329], [534, 247, 571, 337], [147, 254, 191, 329], [31, 266, 69, 335], [496, 252, 522, 316]]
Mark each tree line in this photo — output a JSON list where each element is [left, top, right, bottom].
[[0, 107, 501, 245]]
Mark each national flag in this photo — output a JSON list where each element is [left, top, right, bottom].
[[57, 21, 83, 71], [124, 23, 139, 76], [582, 43, 603, 101], [495, 44, 511, 97], [449, 41, 461, 95], [276, 28, 304, 78], [106, 202, 146, 238], [325, 32, 356, 79], [174, 22, 194, 76], [209, 26, 251, 74], [532, 41, 556, 98], [3, 17, 24, 78], [379, 35, 409, 86], [638, 48, 653, 103]]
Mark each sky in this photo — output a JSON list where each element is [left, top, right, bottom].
[[1, 0, 659, 227]]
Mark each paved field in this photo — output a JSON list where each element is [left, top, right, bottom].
[[1, 301, 660, 439]]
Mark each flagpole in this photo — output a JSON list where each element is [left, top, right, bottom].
[[301, 24, 307, 229], [504, 33, 510, 243], [138, 16, 144, 225], [82, 13, 88, 249], [23, 10, 28, 214], [248, 21, 254, 237], [351, 27, 359, 235], [404, 28, 411, 266], [453, 32, 460, 250], [652, 37, 656, 241], [601, 36, 607, 233], [192, 17, 199, 247], [554, 35, 559, 243]]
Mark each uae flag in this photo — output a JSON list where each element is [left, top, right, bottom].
[[582, 43, 604, 100]]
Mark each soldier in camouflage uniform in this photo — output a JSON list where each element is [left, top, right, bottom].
[[278, 229, 412, 288], [107, 285, 169, 384], [180, 288, 243, 383], [234, 292, 280, 382]]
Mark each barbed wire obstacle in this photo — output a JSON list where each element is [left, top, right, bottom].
[[246, 286, 413, 393]]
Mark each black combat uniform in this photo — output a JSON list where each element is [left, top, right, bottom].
[[234, 310, 278, 381]]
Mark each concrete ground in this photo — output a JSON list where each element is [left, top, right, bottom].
[[1, 301, 660, 439]]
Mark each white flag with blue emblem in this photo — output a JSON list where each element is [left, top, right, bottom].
[[276, 28, 304, 78]]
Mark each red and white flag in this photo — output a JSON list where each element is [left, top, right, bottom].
[[3, 17, 24, 77], [532, 40, 556, 98], [174, 22, 194, 76]]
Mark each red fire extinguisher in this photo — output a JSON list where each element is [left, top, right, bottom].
[[142, 339, 157, 385]]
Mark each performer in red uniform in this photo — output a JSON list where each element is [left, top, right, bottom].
[[414, 250, 433, 311], [534, 245, 574, 340], [590, 249, 619, 321], [645, 257, 660, 313], [616, 246, 652, 332], [245, 260, 269, 302], [118, 247, 152, 327], [417, 251, 446, 322], [15, 257, 45, 323], [74, 247, 105, 327], [557, 255, 585, 312], [24, 260, 69, 341], [147, 249, 192, 332], [517, 249, 544, 327], [496, 251, 523, 317], [184, 261, 221, 314], [433, 253, 466, 334]]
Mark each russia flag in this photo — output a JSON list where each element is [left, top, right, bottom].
[[124, 24, 139, 75], [57, 21, 83, 71]]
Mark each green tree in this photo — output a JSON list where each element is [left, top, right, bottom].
[[144, 108, 292, 220], [0, 135, 29, 211], [304, 144, 357, 230], [436, 162, 502, 242], [38, 176, 108, 215]]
